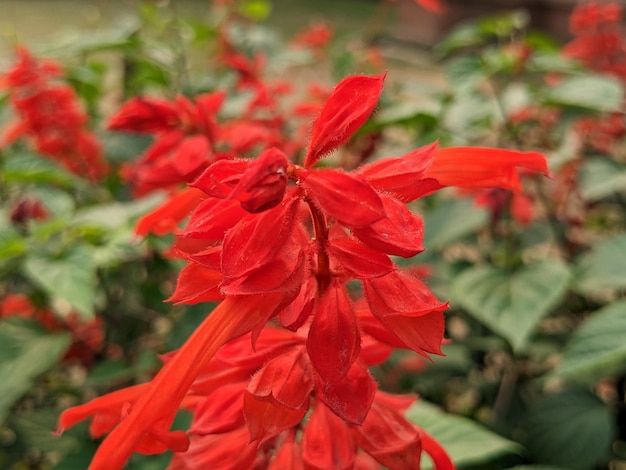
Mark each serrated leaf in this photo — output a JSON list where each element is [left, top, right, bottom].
[[423, 198, 489, 250], [574, 234, 626, 295], [0, 320, 70, 422], [451, 260, 571, 351], [544, 74, 624, 112], [579, 157, 626, 202], [551, 301, 626, 382], [519, 389, 614, 469], [407, 400, 520, 468], [23, 245, 97, 320]]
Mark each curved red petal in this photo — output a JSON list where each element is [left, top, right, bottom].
[[307, 281, 360, 383], [302, 169, 384, 228], [352, 194, 424, 257], [304, 74, 385, 168]]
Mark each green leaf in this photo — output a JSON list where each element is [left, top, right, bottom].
[[551, 301, 626, 382], [407, 400, 520, 468], [423, 198, 489, 251], [72, 193, 165, 230], [579, 157, 626, 202], [0, 319, 70, 422], [3, 151, 78, 188], [544, 74, 624, 112], [451, 260, 571, 351], [23, 244, 97, 320], [574, 234, 626, 295], [238, 0, 272, 21], [0, 215, 27, 264], [519, 389, 615, 469]]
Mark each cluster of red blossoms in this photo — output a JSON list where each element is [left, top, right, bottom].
[[57, 73, 547, 469], [0, 48, 108, 181], [564, 1, 626, 153]]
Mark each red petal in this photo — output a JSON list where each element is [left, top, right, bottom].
[[316, 362, 376, 425], [414, 0, 445, 14], [327, 232, 394, 279], [269, 436, 305, 470], [180, 198, 246, 241], [229, 147, 289, 213], [304, 74, 385, 168], [302, 169, 384, 227], [307, 281, 360, 383], [302, 402, 356, 470], [166, 262, 223, 305], [135, 188, 205, 237], [277, 276, 317, 331], [352, 194, 425, 257], [426, 147, 549, 192], [169, 428, 257, 470], [243, 392, 307, 443], [247, 348, 312, 409], [170, 135, 211, 178], [107, 97, 179, 132], [363, 270, 447, 317], [56, 384, 147, 438], [423, 430, 455, 470], [221, 245, 305, 296], [357, 142, 437, 202], [221, 198, 298, 281], [190, 382, 246, 435], [178, 244, 221, 270], [380, 310, 446, 358], [191, 159, 249, 199], [356, 391, 422, 470]]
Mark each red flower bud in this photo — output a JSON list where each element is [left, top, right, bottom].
[[229, 147, 289, 213]]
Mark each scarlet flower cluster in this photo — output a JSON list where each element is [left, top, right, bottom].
[[57, 73, 547, 469], [0, 48, 107, 181], [563, 2, 626, 153]]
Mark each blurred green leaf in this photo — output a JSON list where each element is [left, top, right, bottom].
[[519, 389, 614, 469], [574, 234, 626, 295], [0, 320, 70, 423], [551, 301, 626, 382], [3, 151, 78, 188], [544, 74, 624, 112], [72, 193, 165, 231], [238, 0, 272, 21], [451, 260, 571, 351], [579, 157, 626, 202], [423, 198, 489, 250], [23, 244, 97, 320], [445, 56, 485, 88], [407, 400, 520, 468], [0, 216, 26, 264]]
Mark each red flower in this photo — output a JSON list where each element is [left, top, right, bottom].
[[58, 72, 547, 469], [1, 47, 107, 180], [109, 93, 224, 195]]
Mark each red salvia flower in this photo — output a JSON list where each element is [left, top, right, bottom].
[[0, 47, 107, 180], [58, 72, 548, 469]]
